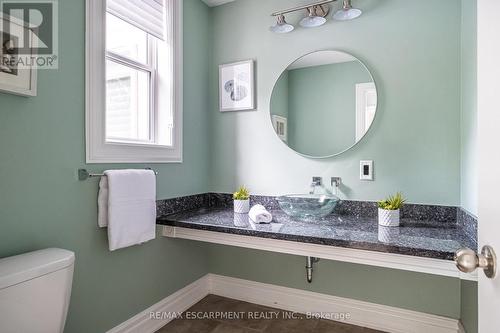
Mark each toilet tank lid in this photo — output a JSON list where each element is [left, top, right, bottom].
[[0, 248, 75, 290]]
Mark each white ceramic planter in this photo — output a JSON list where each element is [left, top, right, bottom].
[[378, 208, 400, 227], [378, 226, 401, 243], [234, 199, 250, 214], [233, 213, 248, 227]]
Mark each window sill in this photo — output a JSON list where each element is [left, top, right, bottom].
[[86, 141, 182, 164], [105, 139, 174, 149]]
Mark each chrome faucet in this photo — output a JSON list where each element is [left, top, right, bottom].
[[331, 177, 342, 195], [310, 177, 322, 194], [331, 177, 342, 188]]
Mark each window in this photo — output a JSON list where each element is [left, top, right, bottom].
[[86, 0, 182, 163], [106, 13, 152, 143], [355, 82, 377, 142]]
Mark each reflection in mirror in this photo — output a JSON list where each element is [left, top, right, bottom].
[[270, 50, 377, 158]]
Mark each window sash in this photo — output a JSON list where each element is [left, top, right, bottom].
[[105, 58, 154, 143], [106, 50, 154, 74], [105, 33, 158, 144]]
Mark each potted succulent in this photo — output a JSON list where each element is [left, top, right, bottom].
[[377, 192, 406, 227], [233, 186, 250, 214]]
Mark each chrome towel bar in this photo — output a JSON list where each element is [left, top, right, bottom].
[[78, 169, 158, 181]]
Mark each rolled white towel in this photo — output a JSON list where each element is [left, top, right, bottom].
[[249, 204, 273, 224]]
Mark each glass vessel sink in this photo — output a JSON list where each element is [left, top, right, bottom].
[[276, 194, 340, 220]]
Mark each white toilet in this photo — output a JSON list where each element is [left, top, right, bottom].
[[0, 248, 75, 333]]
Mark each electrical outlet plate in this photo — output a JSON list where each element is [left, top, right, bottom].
[[360, 160, 374, 181]]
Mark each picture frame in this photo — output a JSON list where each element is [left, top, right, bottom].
[[272, 115, 287, 142], [0, 15, 38, 97], [219, 60, 255, 112]]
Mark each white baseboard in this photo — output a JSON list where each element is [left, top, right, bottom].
[[107, 273, 462, 333], [207, 274, 462, 333], [106, 275, 209, 333]]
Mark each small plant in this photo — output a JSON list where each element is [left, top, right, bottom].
[[233, 186, 250, 201], [378, 192, 406, 211]]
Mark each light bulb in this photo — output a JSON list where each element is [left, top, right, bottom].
[[300, 6, 327, 28], [270, 14, 295, 33], [299, 16, 327, 28], [333, 0, 362, 21]]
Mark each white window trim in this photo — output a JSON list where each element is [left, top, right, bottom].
[[355, 82, 376, 143], [85, 0, 183, 163]]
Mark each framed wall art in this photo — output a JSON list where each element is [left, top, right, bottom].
[[219, 60, 255, 112], [0, 15, 38, 96]]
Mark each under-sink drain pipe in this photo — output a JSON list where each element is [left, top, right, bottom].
[[306, 257, 320, 283]]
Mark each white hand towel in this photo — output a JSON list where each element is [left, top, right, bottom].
[[249, 204, 273, 224], [98, 176, 109, 228], [98, 169, 157, 251]]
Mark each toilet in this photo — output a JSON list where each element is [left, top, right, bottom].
[[0, 248, 75, 333]]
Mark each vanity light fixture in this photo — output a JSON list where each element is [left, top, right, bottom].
[[271, 0, 363, 34], [270, 14, 295, 34], [333, 0, 362, 21]]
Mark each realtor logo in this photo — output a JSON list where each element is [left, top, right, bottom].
[[1, 0, 58, 69]]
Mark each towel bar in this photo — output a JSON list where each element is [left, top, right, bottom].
[[78, 169, 159, 181]]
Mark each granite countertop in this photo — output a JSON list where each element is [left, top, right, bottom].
[[157, 206, 475, 261]]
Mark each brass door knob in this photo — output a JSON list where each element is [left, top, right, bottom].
[[454, 245, 497, 279]]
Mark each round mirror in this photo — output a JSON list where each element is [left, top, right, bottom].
[[270, 50, 378, 158]]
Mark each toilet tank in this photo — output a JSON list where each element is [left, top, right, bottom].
[[0, 248, 75, 333]]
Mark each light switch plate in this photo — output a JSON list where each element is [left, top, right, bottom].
[[360, 160, 374, 181]]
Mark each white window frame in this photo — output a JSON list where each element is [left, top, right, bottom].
[[85, 0, 183, 163], [355, 82, 377, 142]]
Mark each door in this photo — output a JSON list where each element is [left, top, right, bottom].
[[477, 0, 500, 331]]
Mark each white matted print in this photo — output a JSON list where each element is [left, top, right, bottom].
[[272, 115, 287, 142], [0, 15, 37, 96], [219, 60, 255, 112]]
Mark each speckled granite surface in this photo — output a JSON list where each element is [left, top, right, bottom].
[[157, 210, 473, 261], [156, 194, 477, 260], [156, 193, 209, 216], [177, 193, 457, 222], [457, 208, 478, 250]]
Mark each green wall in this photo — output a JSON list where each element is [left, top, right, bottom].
[[460, 0, 478, 216], [287, 61, 372, 156], [270, 70, 288, 119], [208, 245, 462, 318], [0, 0, 211, 332], [461, 280, 478, 333]]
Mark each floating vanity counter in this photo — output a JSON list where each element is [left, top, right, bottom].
[[157, 194, 478, 281]]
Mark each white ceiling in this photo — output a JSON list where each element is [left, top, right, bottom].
[[288, 51, 357, 70], [202, 0, 235, 7]]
